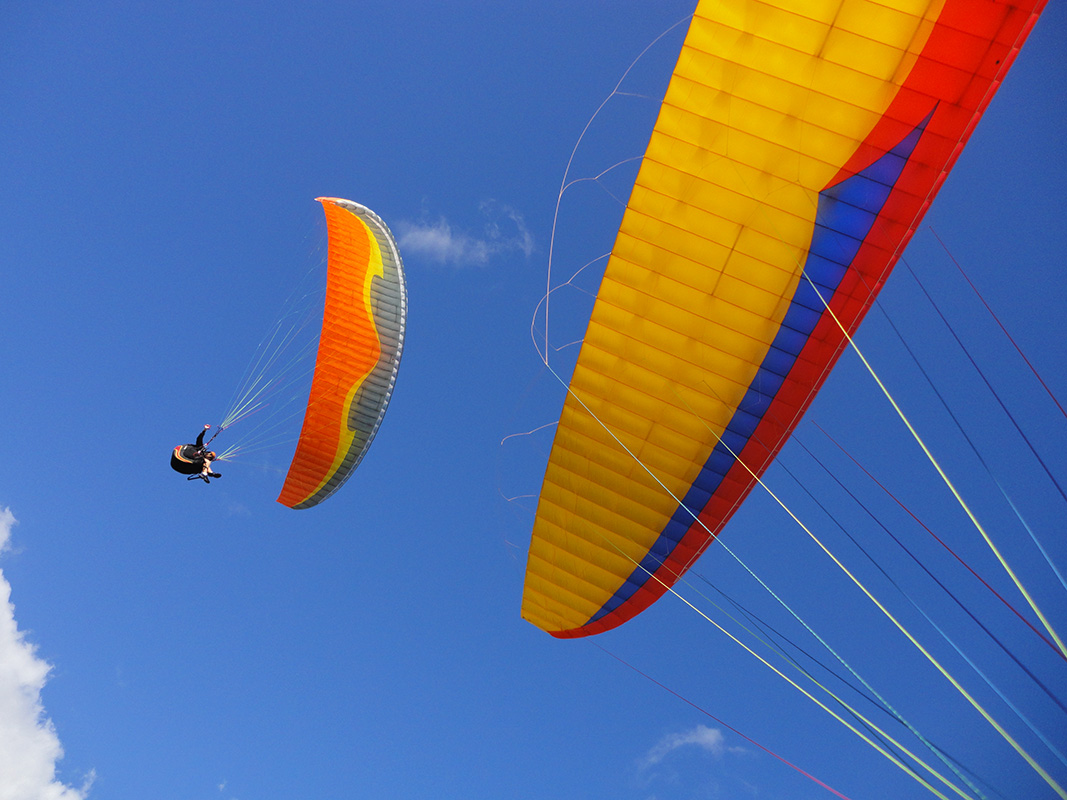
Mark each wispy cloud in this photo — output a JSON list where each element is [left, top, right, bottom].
[[636, 725, 757, 799], [0, 508, 93, 800], [396, 201, 534, 267], [640, 724, 734, 770]]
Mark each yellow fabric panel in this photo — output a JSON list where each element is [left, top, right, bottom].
[[522, 0, 944, 631]]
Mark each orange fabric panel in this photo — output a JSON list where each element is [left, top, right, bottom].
[[276, 200, 383, 508]]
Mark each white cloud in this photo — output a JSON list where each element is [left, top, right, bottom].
[[396, 201, 534, 267], [0, 508, 92, 800], [640, 725, 727, 770]]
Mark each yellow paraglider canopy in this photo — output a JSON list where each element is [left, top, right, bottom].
[[522, 0, 1046, 637]]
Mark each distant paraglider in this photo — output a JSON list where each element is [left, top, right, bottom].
[[170, 424, 222, 484], [174, 198, 407, 508]]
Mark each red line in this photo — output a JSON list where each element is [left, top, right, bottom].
[[929, 225, 1067, 422], [816, 424, 1063, 660]]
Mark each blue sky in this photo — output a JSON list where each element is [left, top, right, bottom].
[[1, 3, 1064, 799]]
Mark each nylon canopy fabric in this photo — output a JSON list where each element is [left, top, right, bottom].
[[277, 198, 407, 509], [521, 0, 1046, 637]]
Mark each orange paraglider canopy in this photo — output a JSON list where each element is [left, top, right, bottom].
[[277, 198, 407, 509]]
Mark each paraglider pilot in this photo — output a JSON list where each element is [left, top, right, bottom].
[[171, 424, 222, 484]]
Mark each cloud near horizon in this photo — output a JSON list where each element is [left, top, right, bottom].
[[0, 508, 93, 800], [396, 201, 534, 267]]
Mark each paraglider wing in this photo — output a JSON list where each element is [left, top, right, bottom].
[[277, 198, 407, 509], [521, 0, 1045, 637]]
